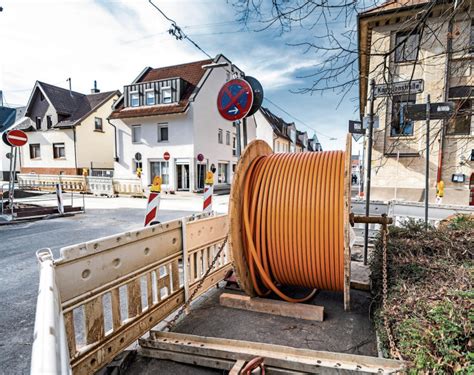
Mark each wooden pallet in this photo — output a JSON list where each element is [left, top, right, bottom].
[[139, 331, 407, 374]]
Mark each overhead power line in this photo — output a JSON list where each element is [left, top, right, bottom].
[[263, 97, 337, 140], [147, 1, 334, 140]]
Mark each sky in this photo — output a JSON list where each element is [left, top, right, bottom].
[[0, 0, 363, 151]]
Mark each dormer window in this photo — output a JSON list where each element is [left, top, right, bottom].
[[145, 90, 155, 106], [161, 87, 172, 104], [130, 92, 139, 107]]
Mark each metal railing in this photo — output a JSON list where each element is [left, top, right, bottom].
[[31, 214, 230, 375]]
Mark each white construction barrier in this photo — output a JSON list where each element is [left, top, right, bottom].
[[87, 176, 115, 197], [31, 249, 71, 375]]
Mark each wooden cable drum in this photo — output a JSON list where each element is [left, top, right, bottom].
[[229, 135, 352, 310]]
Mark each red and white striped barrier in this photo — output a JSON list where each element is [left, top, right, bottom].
[[144, 176, 162, 226], [203, 185, 213, 213], [203, 171, 214, 213], [144, 192, 161, 226], [55, 183, 64, 215]]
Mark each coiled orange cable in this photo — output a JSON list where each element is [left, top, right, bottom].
[[241, 151, 345, 303]]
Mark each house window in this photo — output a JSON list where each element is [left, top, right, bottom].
[[395, 31, 419, 62], [53, 143, 65, 159], [218, 129, 223, 144], [218, 163, 228, 183], [161, 87, 172, 104], [391, 94, 416, 136], [132, 125, 142, 143], [447, 99, 472, 135], [35, 117, 41, 130], [94, 117, 103, 131], [130, 92, 139, 107], [232, 136, 236, 156], [150, 161, 169, 185], [46, 116, 52, 129], [146, 90, 155, 106], [158, 123, 169, 142], [226, 131, 230, 145], [29, 144, 41, 159]]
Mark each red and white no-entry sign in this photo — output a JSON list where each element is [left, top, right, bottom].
[[163, 152, 170, 161], [5, 129, 28, 147]]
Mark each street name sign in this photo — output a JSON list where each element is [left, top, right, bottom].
[[217, 78, 254, 121], [404, 102, 454, 121], [363, 116, 379, 129], [374, 79, 424, 98], [5, 129, 28, 147]]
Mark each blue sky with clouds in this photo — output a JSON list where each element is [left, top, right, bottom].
[[1, 0, 364, 150]]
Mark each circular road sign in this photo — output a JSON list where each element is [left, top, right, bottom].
[[134, 152, 142, 161], [197, 153, 204, 162], [163, 151, 170, 161], [217, 78, 254, 121], [6, 129, 28, 147]]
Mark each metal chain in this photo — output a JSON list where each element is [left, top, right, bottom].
[[382, 224, 401, 360], [165, 234, 229, 331]]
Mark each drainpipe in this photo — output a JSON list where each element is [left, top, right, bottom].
[[107, 118, 119, 162], [73, 127, 78, 173], [438, 14, 454, 182]]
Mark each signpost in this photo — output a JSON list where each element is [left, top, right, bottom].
[[348, 120, 365, 142], [403, 99, 454, 227], [163, 152, 170, 193], [2, 129, 29, 216]]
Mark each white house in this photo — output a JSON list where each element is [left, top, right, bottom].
[[110, 54, 257, 192], [17, 81, 120, 176]]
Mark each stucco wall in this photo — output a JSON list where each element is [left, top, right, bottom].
[[365, 13, 473, 205], [75, 94, 118, 171], [20, 128, 76, 172]]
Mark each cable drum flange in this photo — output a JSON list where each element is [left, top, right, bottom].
[[229, 138, 352, 308]]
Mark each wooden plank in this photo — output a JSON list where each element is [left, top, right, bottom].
[[344, 133, 352, 311], [127, 279, 142, 318], [219, 293, 324, 322], [146, 272, 153, 307], [139, 348, 305, 375], [110, 288, 122, 330], [84, 296, 105, 344], [229, 359, 246, 375], [229, 140, 273, 297], [171, 259, 180, 293], [143, 331, 407, 373], [64, 310, 77, 358], [71, 290, 185, 375]]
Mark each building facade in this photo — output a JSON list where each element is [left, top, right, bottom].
[[110, 55, 256, 192], [359, 0, 473, 205], [254, 106, 298, 152], [18, 81, 119, 176]]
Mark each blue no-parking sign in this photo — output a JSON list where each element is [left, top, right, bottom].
[[217, 79, 254, 121]]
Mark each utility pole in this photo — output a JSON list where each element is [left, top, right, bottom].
[[424, 94, 431, 228], [363, 79, 375, 265]]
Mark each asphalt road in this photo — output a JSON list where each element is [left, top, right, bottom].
[[0, 203, 198, 375]]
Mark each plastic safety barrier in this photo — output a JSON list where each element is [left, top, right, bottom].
[[31, 214, 229, 375]]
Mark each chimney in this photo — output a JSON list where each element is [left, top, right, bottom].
[[91, 80, 100, 94]]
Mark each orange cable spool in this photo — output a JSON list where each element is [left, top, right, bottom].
[[230, 138, 352, 308]]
